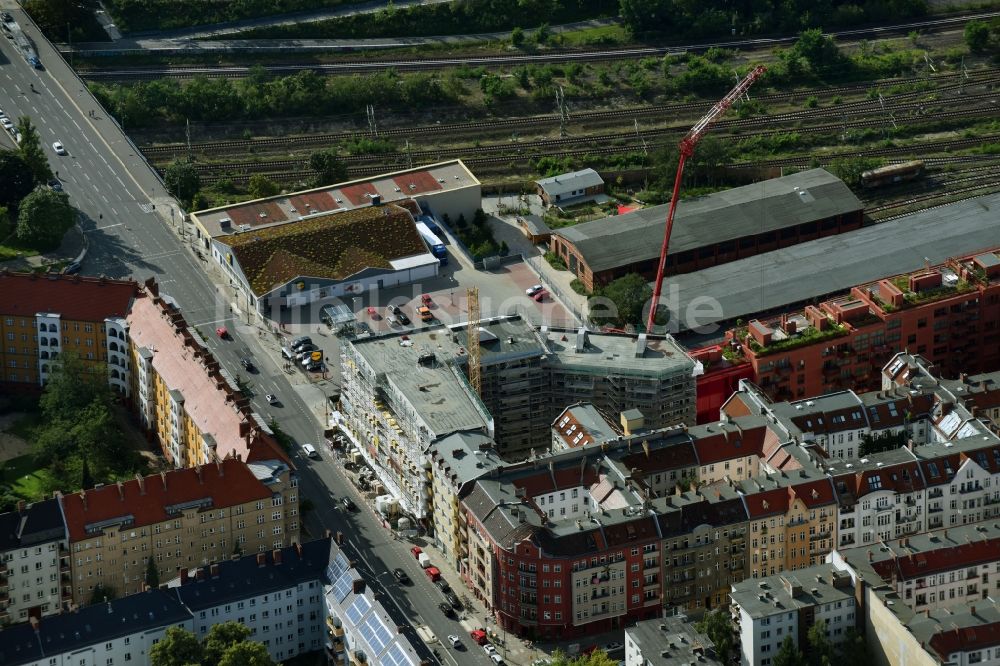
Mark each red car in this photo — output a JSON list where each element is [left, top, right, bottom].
[[421, 294, 433, 306], [367, 307, 378, 320], [470, 630, 488, 645], [532, 289, 549, 302], [425, 566, 441, 582], [410, 546, 422, 559], [216, 326, 229, 339]]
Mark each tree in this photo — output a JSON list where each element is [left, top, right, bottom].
[[828, 156, 884, 188], [0, 206, 11, 239], [807, 619, 834, 666], [964, 20, 991, 53], [88, 583, 117, 605], [217, 640, 276, 666], [838, 628, 869, 662], [309, 149, 348, 186], [204, 622, 252, 664], [695, 609, 736, 664], [790, 29, 845, 75], [150, 626, 204, 666], [0, 151, 36, 210], [16, 116, 52, 183], [145, 556, 160, 588], [775, 635, 806, 666], [164, 160, 201, 207], [247, 174, 280, 199], [510, 26, 524, 47], [15, 187, 75, 250], [592, 273, 652, 328]]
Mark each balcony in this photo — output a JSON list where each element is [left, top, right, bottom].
[[928, 489, 944, 499], [0, 562, 7, 574], [644, 560, 659, 571], [326, 617, 345, 637], [60, 561, 70, 573], [591, 589, 612, 600]]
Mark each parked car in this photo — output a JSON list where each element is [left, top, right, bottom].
[[447, 635, 462, 649], [0, 118, 13, 130], [424, 566, 441, 582], [294, 343, 318, 357], [265, 394, 278, 405], [484, 643, 497, 655], [341, 497, 357, 511], [290, 337, 312, 351], [446, 592, 462, 610], [392, 569, 410, 585], [604, 642, 623, 653], [410, 546, 422, 559], [526, 284, 543, 296], [301, 443, 319, 459], [490, 654, 505, 665], [387, 305, 411, 326], [47, 179, 62, 191], [435, 580, 451, 593], [305, 361, 324, 373], [240, 357, 256, 372], [417, 305, 433, 322], [533, 289, 549, 302], [421, 294, 433, 306], [301, 352, 323, 367], [280, 346, 293, 359], [470, 630, 488, 645], [438, 602, 454, 617]]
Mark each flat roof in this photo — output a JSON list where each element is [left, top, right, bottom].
[[554, 169, 860, 273], [192, 160, 478, 238], [731, 564, 854, 618], [627, 616, 723, 666], [545, 329, 694, 378], [669, 193, 1000, 331], [350, 316, 544, 438]]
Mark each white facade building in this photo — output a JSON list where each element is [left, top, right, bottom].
[[0, 499, 69, 623]]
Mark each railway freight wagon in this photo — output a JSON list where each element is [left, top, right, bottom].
[[861, 160, 925, 188]]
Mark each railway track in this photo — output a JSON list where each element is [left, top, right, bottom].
[[76, 10, 1000, 81], [867, 178, 1000, 218], [141, 71, 1000, 161]]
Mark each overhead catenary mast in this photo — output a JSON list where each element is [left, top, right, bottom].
[[646, 65, 767, 333]]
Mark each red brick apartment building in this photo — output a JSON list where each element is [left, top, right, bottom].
[[714, 248, 1000, 403]]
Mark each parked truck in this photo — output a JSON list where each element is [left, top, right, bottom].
[[418, 552, 431, 568], [415, 221, 448, 265]]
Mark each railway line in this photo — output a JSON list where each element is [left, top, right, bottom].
[[141, 70, 1000, 161], [75, 10, 1000, 80]]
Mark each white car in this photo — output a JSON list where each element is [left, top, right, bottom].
[[0, 118, 12, 130], [447, 635, 461, 648], [52, 141, 66, 155], [301, 443, 319, 459], [484, 644, 496, 655], [490, 654, 505, 665], [265, 394, 277, 405], [525, 284, 543, 296]]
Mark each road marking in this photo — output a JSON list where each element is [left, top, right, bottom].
[[139, 203, 155, 213], [101, 194, 108, 202], [111, 207, 119, 215], [86, 223, 124, 232], [84, 172, 91, 181], [72, 119, 80, 130]]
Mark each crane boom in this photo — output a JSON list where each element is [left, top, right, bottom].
[[646, 65, 767, 333]]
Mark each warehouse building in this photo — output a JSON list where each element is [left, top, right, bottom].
[[535, 168, 605, 206], [548, 169, 862, 291]]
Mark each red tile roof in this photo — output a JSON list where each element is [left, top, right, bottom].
[[512, 465, 600, 498], [289, 192, 336, 213], [788, 478, 836, 507], [340, 182, 378, 206], [928, 621, 1000, 661], [0, 272, 137, 322], [743, 487, 788, 518], [692, 425, 767, 465], [872, 537, 1000, 582], [60, 459, 272, 542], [392, 171, 442, 195], [228, 201, 288, 228]]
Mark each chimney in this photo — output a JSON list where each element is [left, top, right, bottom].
[[295, 542, 303, 558], [273, 549, 283, 565], [216, 460, 223, 477], [80, 489, 87, 511], [336, 532, 345, 546], [239, 421, 251, 438], [257, 553, 266, 567], [136, 473, 146, 495], [210, 564, 220, 578], [180, 568, 189, 585], [117, 482, 124, 502], [160, 471, 167, 489], [353, 579, 366, 594], [868, 550, 873, 562]]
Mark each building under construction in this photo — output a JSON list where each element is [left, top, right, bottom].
[[337, 315, 695, 522]]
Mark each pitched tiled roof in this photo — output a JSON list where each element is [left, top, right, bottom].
[[0, 271, 137, 321], [743, 487, 789, 518], [872, 537, 1000, 582], [691, 425, 767, 465], [928, 621, 1000, 661], [788, 478, 836, 507], [60, 459, 272, 542], [217, 204, 425, 295]]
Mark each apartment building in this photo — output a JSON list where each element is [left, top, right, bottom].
[[59, 459, 299, 604], [170, 540, 330, 664], [830, 522, 1000, 613], [0, 271, 137, 387], [624, 615, 724, 666], [730, 564, 857, 666], [0, 500, 69, 624], [126, 280, 283, 467], [724, 248, 1000, 402], [831, 454, 926, 550]]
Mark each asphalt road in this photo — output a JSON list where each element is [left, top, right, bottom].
[[0, 9, 492, 664]]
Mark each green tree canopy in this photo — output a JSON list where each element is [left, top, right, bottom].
[[0, 150, 37, 210], [790, 29, 847, 75], [591, 273, 652, 328], [16, 116, 53, 183], [775, 635, 807, 666], [150, 626, 204, 666], [88, 583, 117, 606], [150, 624, 273, 666], [145, 556, 160, 588], [964, 20, 991, 53], [217, 640, 275, 666], [0, 205, 12, 239], [807, 619, 834, 666], [309, 149, 348, 187], [549, 648, 619, 666], [203, 622, 253, 664], [695, 609, 736, 663], [15, 187, 75, 250], [247, 174, 281, 199], [164, 160, 201, 208], [828, 156, 884, 188]]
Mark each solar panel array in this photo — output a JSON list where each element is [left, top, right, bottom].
[[360, 611, 393, 654], [345, 594, 372, 625], [379, 641, 417, 666], [331, 571, 354, 603]]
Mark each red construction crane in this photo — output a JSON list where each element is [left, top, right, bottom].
[[646, 65, 767, 333]]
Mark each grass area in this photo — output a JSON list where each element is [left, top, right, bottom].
[[557, 24, 629, 47], [6, 411, 43, 441], [2, 454, 53, 502], [0, 237, 45, 262]]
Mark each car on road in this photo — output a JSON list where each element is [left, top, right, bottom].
[[47, 179, 62, 191], [215, 327, 229, 339], [484, 643, 497, 655], [366, 306, 378, 319], [410, 546, 422, 559], [533, 289, 549, 302], [340, 497, 357, 511], [447, 635, 462, 649], [62, 261, 81, 275], [490, 654, 505, 665], [470, 630, 488, 645], [301, 443, 319, 459], [604, 642, 623, 653], [526, 284, 543, 296], [1, 11, 12, 21], [0, 118, 13, 130], [290, 336, 312, 351], [52, 141, 67, 155], [392, 568, 410, 585], [280, 346, 293, 359], [438, 602, 454, 617], [265, 394, 278, 405], [435, 579, 451, 593], [240, 357, 256, 372], [445, 592, 462, 609], [301, 352, 323, 367]]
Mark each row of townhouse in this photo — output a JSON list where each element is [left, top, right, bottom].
[[445, 354, 1000, 640], [0, 537, 427, 666], [0, 458, 299, 623], [0, 272, 284, 468]]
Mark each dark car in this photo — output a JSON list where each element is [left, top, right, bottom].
[[1, 12, 12, 22], [62, 261, 81, 275], [446, 592, 462, 610], [393, 568, 410, 585], [436, 580, 451, 594], [341, 497, 357, 511], [240, 357, 256, 372], [47, 179, 63, 191], [389, 305, 411, 326], [438, 602, 454, 617], [290, 337, 313, 352]]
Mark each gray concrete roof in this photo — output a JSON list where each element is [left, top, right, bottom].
[[536, 168, 605, 197], [668, 192, 1000, 331], [554, 169, 859, 272], [545, 329, 694, 378], [428, 431, 503, 487], [627, 616, 724, 666], [731, 564, 854, 619]]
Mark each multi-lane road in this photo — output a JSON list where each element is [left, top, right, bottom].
[[0, 8, 495, 664]]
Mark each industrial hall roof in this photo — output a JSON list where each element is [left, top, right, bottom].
[[216, 203, 426, 296], [553, 169, 861, 273]]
